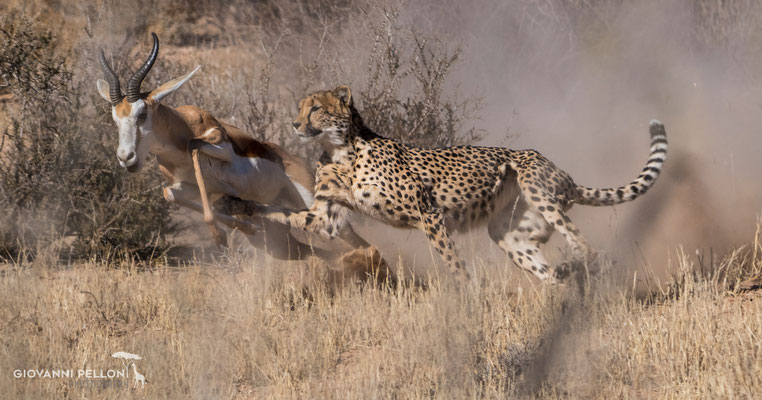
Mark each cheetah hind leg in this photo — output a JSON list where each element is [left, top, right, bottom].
[[487, 205, 558, 282], [535, 206, 597, 277], [518, 183, 597, 278], [421, 212, 470, 281]]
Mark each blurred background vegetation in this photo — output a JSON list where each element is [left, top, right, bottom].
[[1, 0, 760, 263]]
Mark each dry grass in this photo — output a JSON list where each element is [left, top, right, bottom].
[[2, 0, 762, 398], [0, 225, 760, 399]]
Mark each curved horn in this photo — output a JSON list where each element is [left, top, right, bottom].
[[99, 50, 123, 105], [126, 32, 159, 103]]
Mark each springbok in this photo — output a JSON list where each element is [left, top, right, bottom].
[[95, 33, 368, 259]]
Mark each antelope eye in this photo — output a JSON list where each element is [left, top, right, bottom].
[[137, 112, 147, 122]]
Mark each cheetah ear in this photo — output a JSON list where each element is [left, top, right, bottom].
[[333, 85, 352, 107]]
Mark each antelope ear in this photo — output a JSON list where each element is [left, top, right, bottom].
[[333, 85, 352, 106], [96, 79, 111, 102], [148, 66, 201, 103]]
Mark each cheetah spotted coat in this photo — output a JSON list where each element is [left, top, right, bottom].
[[216, 86, 668, 282]]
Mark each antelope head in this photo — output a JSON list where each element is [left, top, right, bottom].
[[96, 33, 199, 173]]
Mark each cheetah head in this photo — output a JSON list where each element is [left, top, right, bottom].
[[292, 85, 353, 149]]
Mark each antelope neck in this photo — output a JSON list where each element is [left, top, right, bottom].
[[151, 104, 194, 158]]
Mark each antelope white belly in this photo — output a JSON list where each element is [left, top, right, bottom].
[[225, 155, 289, 204], [175, 152, 295, 205]]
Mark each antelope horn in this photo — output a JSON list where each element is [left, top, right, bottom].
[[99, 49, 123, 106], [126, 32, 159, 103]]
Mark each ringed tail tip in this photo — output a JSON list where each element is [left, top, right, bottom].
[[649, 120, 665, 137]]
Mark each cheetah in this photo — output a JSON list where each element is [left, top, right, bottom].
[[215, 86, 667, 282]]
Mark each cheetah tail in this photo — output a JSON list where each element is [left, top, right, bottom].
[[575, 120, 667, 206]]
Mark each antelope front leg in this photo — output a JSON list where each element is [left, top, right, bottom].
[[190, 148, 226, 247], [187, 132, 237, 248]]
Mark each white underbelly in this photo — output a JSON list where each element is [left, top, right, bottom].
[[181, 155, 290, 204]]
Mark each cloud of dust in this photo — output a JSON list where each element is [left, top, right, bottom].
[[71, 0, 762, 279], [349, 0, 762, 279], [376, 2, 762, 392]]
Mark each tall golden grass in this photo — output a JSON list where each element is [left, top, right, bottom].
[[0, 223, 759, 398]]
